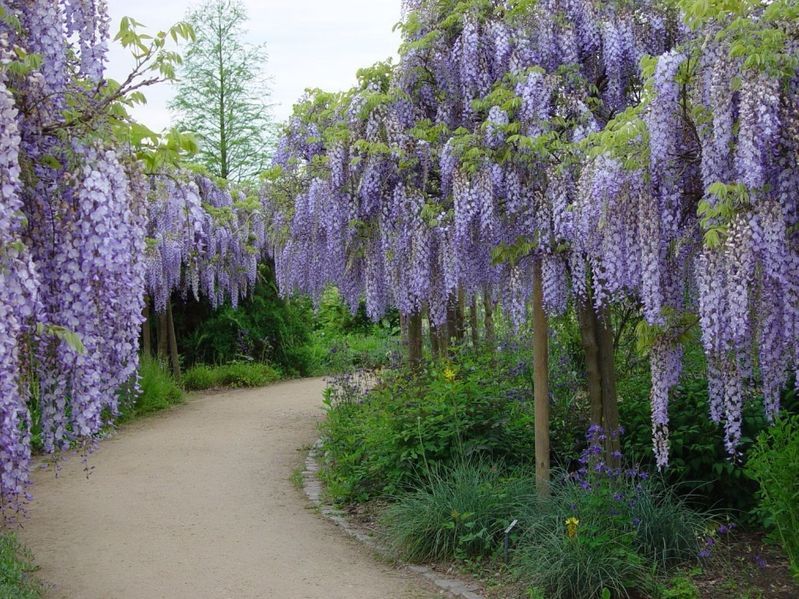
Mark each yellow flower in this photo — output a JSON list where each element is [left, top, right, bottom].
[[565, 516, 580, 538], [443, 367, 457, 382]]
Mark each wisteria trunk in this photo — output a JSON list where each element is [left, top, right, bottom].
[[446, 295, 458, 345], [483, 286, 495, 353], [597, 307, 621, 464], [142, 299, 152, 357], [470, 296, 479, 349], [167, 301, 181, 379], [400, 313, 409, 353], [437, 325, 449, 357], [407, 311, 423, 370], [532, 259, 550, 496], [456, 288, 466, 342], [577, 300, 604, 425], [157, 310, 169, 359], [577, 299, 621, 464], [430, 317, 441, 360]]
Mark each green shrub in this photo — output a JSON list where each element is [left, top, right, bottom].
[[0, 533, 42, 599], [319, 350, 540, 503], [745, 415, 799, 580], [174, 265, 312, 375], [180, 364, 217, 390], [119, 356, 183, 420], [314, 287, 382, 335], [303, 328, 400, 376], [381, 459, 534, 562], [182, 361, 282, 390]]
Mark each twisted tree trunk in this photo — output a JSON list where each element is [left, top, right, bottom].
[[483, 286, 495, 353], [407, 311, 423, 370], [470, 295, 479, 349], [577, 296, 621, 464]]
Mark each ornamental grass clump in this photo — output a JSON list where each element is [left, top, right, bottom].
[[380, 458, 535, 562], [514, 426, 712, 598]]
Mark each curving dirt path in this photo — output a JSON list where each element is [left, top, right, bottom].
[[19, 379, 437, 599]]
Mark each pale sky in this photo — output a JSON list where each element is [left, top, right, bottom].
[[106, 0, 402, 131]]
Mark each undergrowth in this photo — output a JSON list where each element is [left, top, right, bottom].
[[119, 356, 184, 421], [182, 361, 283, 390], [0, 534, 42, 599]]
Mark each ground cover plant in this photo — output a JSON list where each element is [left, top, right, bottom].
[[0, 533, 42, 599]]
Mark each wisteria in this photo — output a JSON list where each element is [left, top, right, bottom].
[[0, 41, 39, 515], [1, 0, 795, 518], [0, 1, 266, 518], [267, 0, 799, 470], [577, 3, 799, 465], [144, 173, 265, 313]]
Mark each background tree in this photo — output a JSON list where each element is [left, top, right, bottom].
[[170, 0, 274, 182]]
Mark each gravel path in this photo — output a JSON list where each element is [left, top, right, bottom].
[[19, 379, 437, 599]]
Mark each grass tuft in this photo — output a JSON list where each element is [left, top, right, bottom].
[[381, 458, 534, 562]]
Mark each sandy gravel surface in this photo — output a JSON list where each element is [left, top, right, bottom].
[[19, 379, 437, 599]]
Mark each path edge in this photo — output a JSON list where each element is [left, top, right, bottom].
[[302, 440, 485, 599]]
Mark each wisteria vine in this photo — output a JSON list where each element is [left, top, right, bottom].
[[0, 1, 269, 519], [267, 0, 799, 469]]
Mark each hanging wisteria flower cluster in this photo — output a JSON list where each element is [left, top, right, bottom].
[[0, 1, 268, 518], [144, 173, 267, 313], [267, 0, 799, 469]]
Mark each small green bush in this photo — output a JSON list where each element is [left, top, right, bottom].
[[303, 328, 400, 376], [182, 361, 282, 390], [319, 350, 541, 503], [746, 415, 799, 580], [660, 575, 701, 599], [381, 459, 534, 562], [0, 533, 42, 599], [180, 364, 217, 390], [119, 356, 183, 421]]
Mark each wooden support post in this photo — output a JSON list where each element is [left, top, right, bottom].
[[532, 259, 550, 497]]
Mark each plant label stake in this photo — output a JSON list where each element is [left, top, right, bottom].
[[504, 519, 518, 564]]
